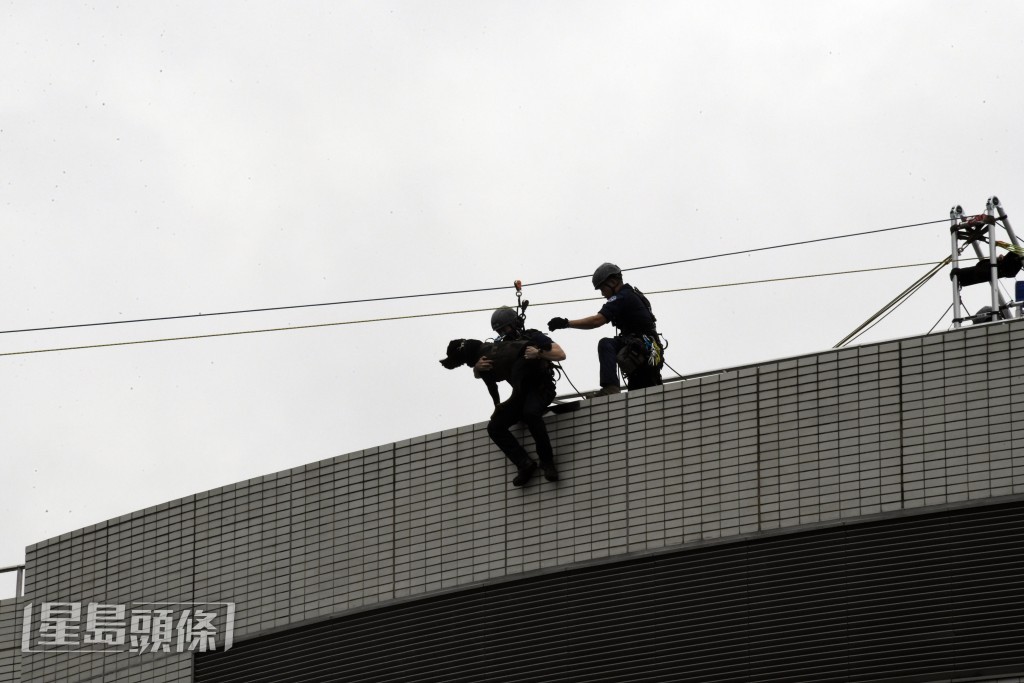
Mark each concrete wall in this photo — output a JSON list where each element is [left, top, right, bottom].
[[9, 319, 1024, 681], [1, 598, 20, 683]]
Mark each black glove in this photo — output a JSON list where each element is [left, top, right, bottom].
[[548, 317, 569, 331]]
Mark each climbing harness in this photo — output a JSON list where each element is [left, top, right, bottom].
[[615, 332, 664, 378]]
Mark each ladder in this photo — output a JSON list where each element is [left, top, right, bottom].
[[949, 196, 1023, 327]]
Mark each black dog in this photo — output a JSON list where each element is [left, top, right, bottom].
[[440, 338, 535, 409], [440, 334, 555, 410], [439, 338, 528, 378]]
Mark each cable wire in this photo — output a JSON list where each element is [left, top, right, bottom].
[[599, 218, 951, 278], [0, 218, 950, 337], [0, 260, 941, 358], [552, 363, 582, 398], [662, 359, 684, 379], [833, 257, 950, 348], [927, 304, 954, 334], [841, 280, 924, 346]]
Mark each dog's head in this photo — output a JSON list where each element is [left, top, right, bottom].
[[439, 338, 483, 369]]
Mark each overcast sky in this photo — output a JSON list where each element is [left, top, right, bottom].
[[2, 1, 1023, 595]]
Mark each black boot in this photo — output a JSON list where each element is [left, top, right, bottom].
[[539, 460, 559, 482], [513, 461, 537, 487]]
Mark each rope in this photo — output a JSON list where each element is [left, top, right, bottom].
[[0, 307, 496, 357], [833, 257, 951, 348], [996, 241, 1024, 256], [640, 261, 938, 296], [551, 363, 582, 398], [662, 359, 684, 379], [928, 304, 954, 334], [1, 260, 942, 358], [0, 219, 950, 337]]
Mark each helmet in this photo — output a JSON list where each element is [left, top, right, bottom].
[[592, 262, 622, 289], [490, 306, 521, 332]]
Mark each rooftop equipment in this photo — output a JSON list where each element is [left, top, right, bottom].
[[950, 196, 1024, 326]]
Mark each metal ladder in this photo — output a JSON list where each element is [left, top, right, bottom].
[[949, 196, 1023, 327]]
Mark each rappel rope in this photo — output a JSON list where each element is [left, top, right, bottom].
[[839, 224, 1024, 348], [512, 278, 584, 397], [0, 261, 950, 358], [834, 256, 952, 348], [996, 241, 1024, 256]]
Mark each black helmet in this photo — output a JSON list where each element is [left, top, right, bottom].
[[592, 262, 622, 289], [490, 306, 521, 332]]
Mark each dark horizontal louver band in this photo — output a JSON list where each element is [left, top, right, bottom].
[[195, 500, 1024, 683]]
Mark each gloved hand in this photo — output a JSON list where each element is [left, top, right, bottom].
[[548, 317, 569, 331]]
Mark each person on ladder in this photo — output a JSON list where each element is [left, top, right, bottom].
[[548, 262, 664, 396]]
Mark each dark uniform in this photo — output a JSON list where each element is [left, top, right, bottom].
[[483, 328, 557, 474], [597, 284, 663, 390]]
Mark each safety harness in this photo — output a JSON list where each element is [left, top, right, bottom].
[[613, 286, 666, 379]]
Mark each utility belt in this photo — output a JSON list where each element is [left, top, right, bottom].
[[615, 332, 663, 377]]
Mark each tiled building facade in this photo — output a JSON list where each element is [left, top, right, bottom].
[[3, 319, 1024, 681]]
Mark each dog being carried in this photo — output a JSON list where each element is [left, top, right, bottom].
[[440, 307, 566, 486]]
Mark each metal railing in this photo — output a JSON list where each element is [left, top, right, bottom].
[[0, 564, 25, 598]]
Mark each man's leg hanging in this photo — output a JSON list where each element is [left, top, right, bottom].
[[487, 398, 537, 486], [521, 383, 558, 481]]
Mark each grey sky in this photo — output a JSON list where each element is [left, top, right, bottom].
[[2, 1, 1023, 595]]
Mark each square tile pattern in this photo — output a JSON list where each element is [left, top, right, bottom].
[[4, 321, 1024, 682]]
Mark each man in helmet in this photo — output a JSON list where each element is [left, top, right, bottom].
[[475, 306, 566, 486], [547, 263, 663, 396]]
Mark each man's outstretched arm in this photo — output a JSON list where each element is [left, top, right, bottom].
[[548, 313, 608, 331]]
